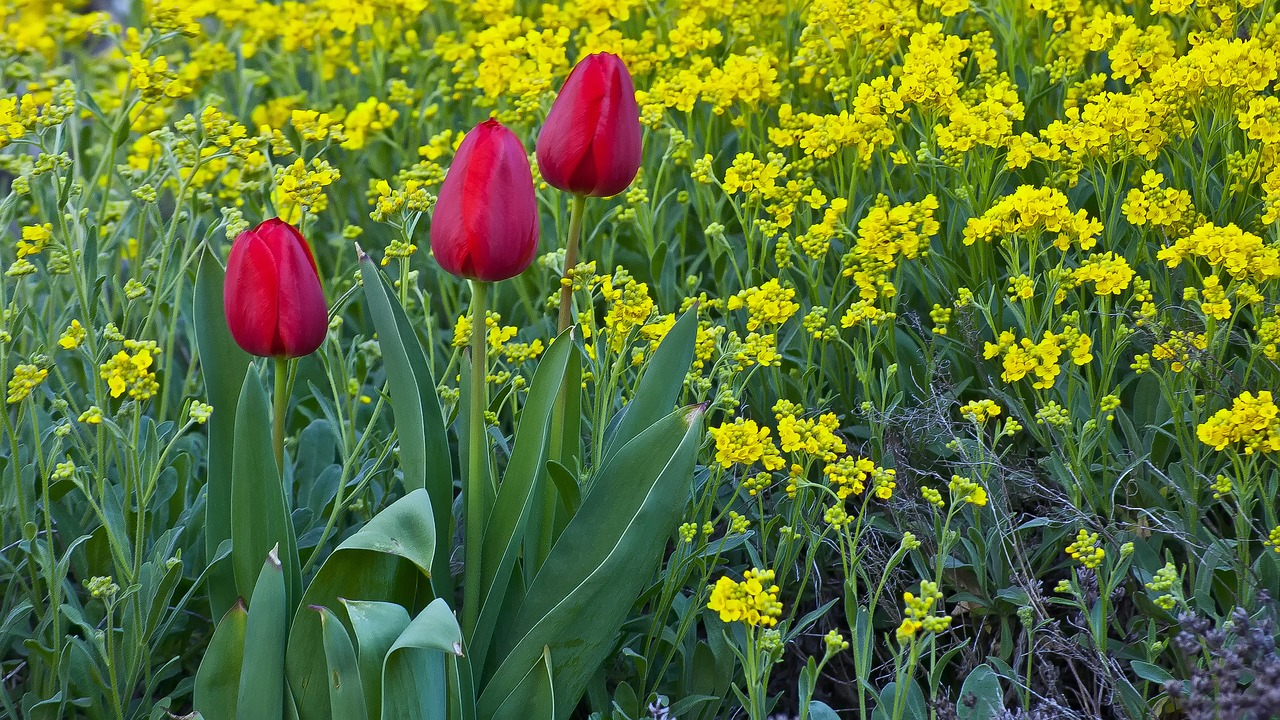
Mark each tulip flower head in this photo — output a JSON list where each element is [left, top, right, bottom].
[[431, 119, 540, 282], [223, 218, 329, 358], [537, 52, 643, 198]]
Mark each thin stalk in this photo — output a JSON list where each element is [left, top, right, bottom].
[[273, 357, 288, 475], [558, 195, 588, 332], [463, 280, 490, 638]]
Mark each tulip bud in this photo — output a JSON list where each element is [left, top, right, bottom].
[[431, 119, 540, 282], [223, 218, 329, 358], [536, 52, 642, 198]]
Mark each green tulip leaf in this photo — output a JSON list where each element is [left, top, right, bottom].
[[602, 306, 696, 461], [231, 367, 300, 610], [381, 598, 464, 720], [358, 255, 454, 598], [286, 490, 435, 720], [470, 328, 574, 676], [341, 600, 412, 719], [315, 605, 368, 720], [237, 547, 288, 720], [478, 406, 704, 720], [195, 247, 252, 620], [194, 600, 248, 720]]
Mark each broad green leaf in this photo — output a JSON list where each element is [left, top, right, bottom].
[[359, 256, 454, 599], [315, 606, 368, 720], [479, 406, 704, 720], [238, 548, 288, 720], [194, 600, 248, 720], [545, 461, 580, 516], [1131, 660, 1174, 685], [808, 701, 841, 720], [286, 490, 435, 720], [484, 652, 553, 720], [603, 308, 696, 461], [447, 652, 477, 720], [956, 664, 1003, 720], [231, 368, 300, 610], [871, 681, 927, 720], [470, 330, 574, 676], [342, 600, 412, 719], [529, 341, 581, 574], [382, 598, 464, 720], [195, 247, 252, 619]]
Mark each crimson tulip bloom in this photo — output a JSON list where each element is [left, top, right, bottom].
[[223, 218, 329, 358], [537, 52, 642, 198], [431, 119, 540, 282]]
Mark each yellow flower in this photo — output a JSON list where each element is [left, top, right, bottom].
[[1065, 529, 1105, 569], [896, 580, 950, 642], [16, 223, 53, 258], [1196, 391, 1280, 454], [708, 418, 786, 470], [7, 364, 47, 404], [341, 97, 399, 150], [58, 319, 87, 350], [707, 568, 783, 627], [99, 340, 160, 401]]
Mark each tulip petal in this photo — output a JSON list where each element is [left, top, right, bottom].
[[536, 53, 642, 198], [432, 120, 540, 283], [225, 232, 281, 358], [270, 229, 329, 358]]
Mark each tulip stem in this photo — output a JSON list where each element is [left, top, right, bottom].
[[557, 194, 588, 332], [273, 356, 289, 476], [463, 279, 490, 639]]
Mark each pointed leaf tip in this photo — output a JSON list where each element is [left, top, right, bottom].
[[355, 242, 367, 261], [267, 543, 282, 568], [452, 641, 465, 656], [684, 403, 707, 426]]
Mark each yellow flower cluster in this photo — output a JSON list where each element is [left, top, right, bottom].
[[962, 186, 1101, 251], [707, 568, 783, 627], [1156, 222, 1280, 282], [59, 320, 86, 350], [1196, 390, 1280, 454], [16, 224, 53, 258], [6, 364, 48, 404], [1067, 252, 1134, 296], [896, 580, 950, 642], [959, 399, 1002, 423], [273, 157, 340, 221], [341, 97, 399, 150], [709, 418, 786, 470], [100, 340, 161, 401], [1145, 562, 1179, 610], [1150, 331, 1207, 373], [601, 276, 656, 353], [774, 400, 845, 461], [727, 279, 799, 331], [948, 474, 988, 507], [1266, 526, 1280, 554], [842, 195, 939, 303], [1123, 171, 1198, 236], [984, 327, 1093, 389], [1066, 529, 1105, 569], [823, 456, 895, 500], [769, 79, 902, 161]]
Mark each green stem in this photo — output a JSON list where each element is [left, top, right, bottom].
[[463, 280, 491, 638], [558, 195, 588, 333], [274, 357, 288, 476]]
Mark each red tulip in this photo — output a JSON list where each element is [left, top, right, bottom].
[[537, 52, 642, 198], [223, 218, 329, 358], [431, 119, 540, 282]]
